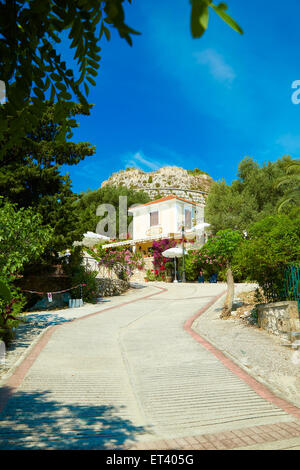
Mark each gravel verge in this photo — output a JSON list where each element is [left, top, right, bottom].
[[193, 283, 300, 408]]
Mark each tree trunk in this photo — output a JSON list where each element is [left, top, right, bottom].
[[221, 265, 234, 318]]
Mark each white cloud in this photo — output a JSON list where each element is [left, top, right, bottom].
[[194, 49, 236, 86], [123, 151, 168, 171]]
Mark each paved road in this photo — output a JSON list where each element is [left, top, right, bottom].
[[0, 283, 299, 450]]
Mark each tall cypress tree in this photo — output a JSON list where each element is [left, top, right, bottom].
[[0, 102, 95, 253]]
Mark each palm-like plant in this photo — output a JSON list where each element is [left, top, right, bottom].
[[276, 159, 300, 212]]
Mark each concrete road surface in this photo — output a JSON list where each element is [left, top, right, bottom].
[[0, 283, 300, 450]]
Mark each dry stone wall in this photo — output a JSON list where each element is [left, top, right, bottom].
[[101, 166, 213, 203], [130, 257, 154, 283], [257, 301, 300, 339], [96, 278, 129, 297]]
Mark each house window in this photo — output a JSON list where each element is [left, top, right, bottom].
[[185, 209, 192, 229], [150, 211, 159, 227]]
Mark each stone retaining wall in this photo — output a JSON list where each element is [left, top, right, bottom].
[[257, 301, 300, 339], [130, 257, 154, 283], [96, 278, 130, 297]]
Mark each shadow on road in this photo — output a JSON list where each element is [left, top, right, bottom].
[[0, 386, 147, 450]]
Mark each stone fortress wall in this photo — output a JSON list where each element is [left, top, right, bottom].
[[101, 166, 213, 204]]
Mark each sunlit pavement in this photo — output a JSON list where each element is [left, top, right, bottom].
[[0, 283, 300, 450]]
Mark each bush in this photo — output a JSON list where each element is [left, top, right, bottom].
[[187, 168, 210, 176], [0, 277, 26, 344], [183, 247, 225, 282], [62, 247, 99, 303], [87, 246, 144, 281], [71, 269, 99, 303], [150, 239, 177, 280], [234, 210, 300, 302]]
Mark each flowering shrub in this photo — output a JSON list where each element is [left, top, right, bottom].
[[146, 239, 177, 281], [87, 246, 144, 280], [184, 248, 226, 281]]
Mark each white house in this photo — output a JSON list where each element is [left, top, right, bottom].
[[130, 195, 203, 241], [103, 194, 205, 254]]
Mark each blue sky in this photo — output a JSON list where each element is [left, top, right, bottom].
[[62, 0, 300, 193]]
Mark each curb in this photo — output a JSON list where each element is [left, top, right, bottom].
[[184, 291, 300, 421], [193, 294, 300, 410], [0, 285, 167, 414]]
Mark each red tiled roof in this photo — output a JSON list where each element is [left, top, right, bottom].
[[131, 195, 198, 209]]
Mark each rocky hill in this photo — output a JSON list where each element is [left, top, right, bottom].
[[101, 166, 213, 204]]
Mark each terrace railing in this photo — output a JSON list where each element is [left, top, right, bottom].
[[284, 264, 300, 313]]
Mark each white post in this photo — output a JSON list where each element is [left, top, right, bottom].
[[173, 257, 178, 283]]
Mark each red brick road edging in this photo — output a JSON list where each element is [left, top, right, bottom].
[[128, 420, 300, 450], [128, 290, 300, 450], [184, 291, 300, 421]]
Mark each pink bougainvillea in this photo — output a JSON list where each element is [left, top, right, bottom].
[[87, 246, 144, 280], [147, 238, 177, 281]]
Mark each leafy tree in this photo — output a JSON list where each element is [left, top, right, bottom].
[[0, 0, 140, 156], [276, 158, 300, 212], [0, 200, 53, 341], [0, 199, 53, 275], [234, 209, 300, 302], [205, 156, 294, 234], [203, 229, 243, 316], [0, 102, 95, 252], [74, 184, 150, 238], [0, 0, 242, 157]]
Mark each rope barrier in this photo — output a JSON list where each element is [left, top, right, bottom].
[[20, 283, 86, 296]]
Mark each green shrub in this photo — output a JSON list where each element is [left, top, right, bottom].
[[0, 277, 26, 344], [62, 247, 99, 303], [187, 168, 209, 176], [71, 269, 99, 303], [145, 269, 156, 281], [234, 210, 300, 302]]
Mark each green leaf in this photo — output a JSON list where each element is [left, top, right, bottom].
[[100, 21, 111, 41], [50, 72, 61, 81], [211, 3, 243, 34], [86, 76, 96, 86], [0, 281, 12, 303], [55, 82, 67, 93], [86, 67, 98, 77], [50, 84, 56, 102], [191, 0, 209, 38]]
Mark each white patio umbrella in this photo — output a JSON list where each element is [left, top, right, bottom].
[[185, 222, 211, 233], [74, 231, 110, 248], [162, 247, 188, 258], [83, 231, 110, 240], [162, 247, 188, 283]]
